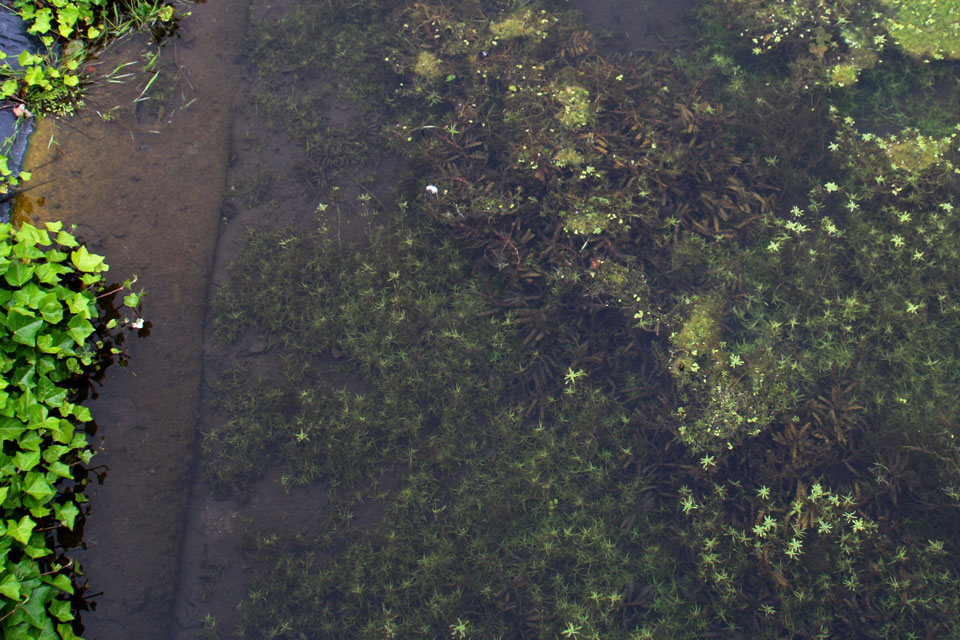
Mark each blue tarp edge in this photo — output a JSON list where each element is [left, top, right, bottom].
[[0, 7, 40, 221]]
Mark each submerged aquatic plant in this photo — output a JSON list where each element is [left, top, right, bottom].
[[202, 0, 960, 637]]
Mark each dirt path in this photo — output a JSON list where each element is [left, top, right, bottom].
[[15, 2, 250, 637]]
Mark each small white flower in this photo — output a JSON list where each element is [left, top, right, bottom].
[[425, 184, 439, 195], [129, 318, 144, 329]]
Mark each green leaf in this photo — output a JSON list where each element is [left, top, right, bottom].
[[0, 571, 21, 600], [14, 450, 41, 473], [22, 472, 53, 503], [65, 314, 94, 346], [13, 241, 44, 261], [33, 262, 66, 285], [6, 515, 36, 544], [18, 431, 42, 453], [53, 502, 78, 531], [37, 377, 67, 408], [46, 461, 71, 480], [69, 245, 106, 273], [47, 597, 73, 622], [14, 225, 49, 247], [20, 583, 50, 629], [23, 64, 46, 87], [41, 445, 70, 464], [51, 419, 74, 445], [13, 283, 45, 309], [58, 3, 80, 28], [28, 8, 53, 34], [36, 334, 62, 355], [11, 316, 44, 347], [18, 51, 36, 67], [22, 543, 51, 559], [66, 291, 94, 319], [54, 231, 77, 248], [0, 417, 25, 442], [37, 295, 62, 325], [4, 261, 35, 287], [57, 623, 82, 640], [47, 574, 73, 596]]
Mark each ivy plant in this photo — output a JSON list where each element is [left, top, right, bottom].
[[0, 222, 141, 640], [0, 0, 183, 196]]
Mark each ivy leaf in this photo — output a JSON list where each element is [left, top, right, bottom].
[[22, 472, 54, 502], [32, 262, 65, 285], [46, 461, 71, 480], [57, 623, 82, 640], [23, 64, 47, 87], [14, 450, 41, 473], [13, 241, 44, 261], [53, 502, 78, 531], [20, 583, 50, 629], [47, 597, 74, 622], [0, 571, 21, 600], [6, 515, 36, 544], [12, 316, 44, 347], [66, 291, 94, 319], [65, 314, 94, 346], [72, 405, 91, 423], [55, 231, 78, 248], [38, 294, 63, 324], [4, 261, 35, 287], [0, 417, 25, 442], [36, 334, 61, 355], [69, 245, 106, 273], [41, 445, 70, 464], [46, 573, 73, 596], [23, 542, 52, 559], [28, 7, 53, 34]]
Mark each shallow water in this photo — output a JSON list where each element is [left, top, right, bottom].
[[17, 0, 960, 638]]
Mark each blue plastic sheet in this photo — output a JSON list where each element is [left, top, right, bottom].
[[0, 7, 39, 220]]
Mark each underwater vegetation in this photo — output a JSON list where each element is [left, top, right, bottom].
[[205, 0, 960, 638]]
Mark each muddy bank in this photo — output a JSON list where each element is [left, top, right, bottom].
[[15, 2, 250, 637]]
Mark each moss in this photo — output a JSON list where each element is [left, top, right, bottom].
[[670, 292, 725, 374], [882, 129, 956, 173], [413, 50, 443, 80], [880, 0, 960, 60], [552, 83, 593, 130], [552, 146, 584, 168], [489, 10, 542, 40]]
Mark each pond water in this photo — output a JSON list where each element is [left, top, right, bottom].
[[14, 0, 960, 638]]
